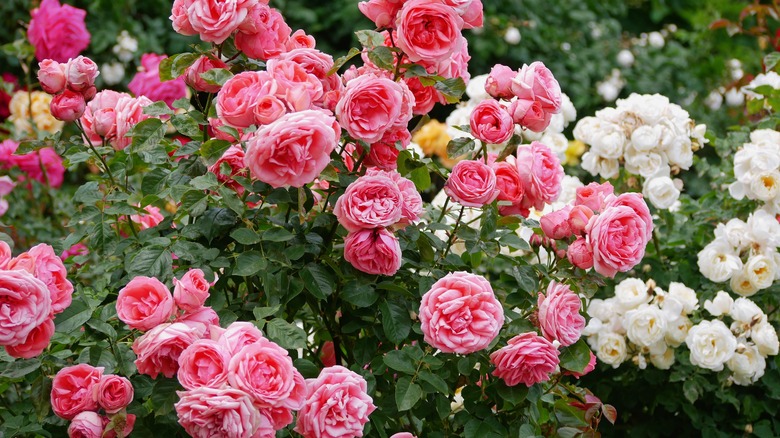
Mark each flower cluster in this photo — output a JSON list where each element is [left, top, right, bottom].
[[0, 242, 73, 359], [7, 91, 64, 135], [728, 129, 780, 214], [80, 90, 154, 150], [51, 364, 135, 438], [37, 56, 100, 122], [573, 93, 707, 209], [0, 139, 65, 188], [697, 208, 780, 296]]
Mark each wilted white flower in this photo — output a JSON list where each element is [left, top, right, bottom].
[[650, 347, 675, 369]]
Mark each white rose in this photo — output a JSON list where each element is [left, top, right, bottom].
[[750, 128, 780, 146], [696, 239, 743, 283], [730, 268, 759, 297], [623, 147, 665, 177], [664, 137, 694, 169], [751, 322, 779, 356], [650, 347, 675, 370], [745, 254, 775, 290], [465, 74, 490, 102], [587, 298, 618, 322], [446, 104, 474, 128], [703, 291, 733, 316], [648, 31, 665, 48], [724, 88, 745, 107], [743, 71, 780, 98], [630, 125, 665, 152], [746, 208, 780, 249], [643, 175, 680, 210], [581, 152, 620, 179], [634, 354, 648, 370], [664, 315, 691, 348], [748, 171, 780, 202], [616, 49, 635, 68], [733, 142, 780, 185], [727, 344, 766, 386], [582, 317, 604, 338], [596, 332, 628, 368], [624, 305, 667, 348], [557, 175, 584, 206], [731, 297, 764, 324], [704, 90, 723, 111], [597, 81, 620, 102], [560, 94, 577, 125], [614, 278, 651, 311], [572, 117, 604, 145], [589, 129, 626, 159], [685, 320, 737, 371], [666, 282, 698, 314], [503, 26, 521, 45], [713, 218, 749, 250], [539, 132, 568, 157]]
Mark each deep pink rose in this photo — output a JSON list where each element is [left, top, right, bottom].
[[294, 366, 376, 438], [51, 364, 103, 420], [208, 144, 247, 192], [358, 0, 405, 28], [365, 168, 423, 227], [175, 387, 263, 438], [336, 73, 414, 144], [235, 4, 291, 60], [50, 89, 86, 122], [65, 56, 99, 93], [511, 61, 562, 114], [419, 272, 504, 354], [133, 322, 207, 379], [540, 206, 573, 241], [116, 276, 175, 332], [215, 321, 265, 356], [515, 141, 563, 210], [287, 29, 316, 50], [244, 110, 339, 188], [587, 194, 653, 278], [343, 228, 403, 276], [28, 0, 90, 63], [178, 339, 230, 390], [38, 59, 67, 94], [3, 141, 66, 188], [492, 161, 525, 204], [128, 54, 187, 108], [67, 411, 104, 438], [335, 174, 403, 232], [61, 242, 88, 262], [470, 100, 513, 144], [444, 160, 499, 207], [173, 268, 210, 313], [319, 341, 336, 367], [490, 332, 559, 387], [537, 282, 585, 347], [0, 269, 51, 347], [129, 205, 165, 230], [568, 205, 594, 236], [396, 0, 464, 63], [94, 374, 134, 414], [575, 182, 614, 213], [404, 76, 443, 115], [5, 318, 54, 359], [24, 243, 74, 314], [567, 237, 594, 270], [185, 55, 229, 94], [186, 0, 255, 44], [0, 74, 18, 121], [228, 339, 305, 409], [508, 99, 552, 132]]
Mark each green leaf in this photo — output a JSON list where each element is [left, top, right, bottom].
[[54, 296, 93, 333], [447, 137, 476, 159], [368, 46, 395, 70], [142, 168, 171, 196], [129, 118, 167, 153], [230, 228, 262, 245], [143, 101, 174, 116], [190, 173, 219, 190], [262, 227, 295, 242], [171, 113, 202, 138], [159, 53, 199, 81], [150, 378, 182, 416], [0, 358, 41, 379], [767, 52, 780, 72], [197, 208, 239, 242], [383, 350, 417, 374], [511, 265, 538, 294], [252, 305, 281, 320], [200, 68, 234, 86], [265, 318, 307, 349], [395, 376, 423, 411], [329, 47, 361, 75], [233, 251, 267, 276], [683, 379, 701, 404], [342, 281, 378, 308], [200, 139, 232, 164], [380, 301, 411, 344], [434, 77, 467, 103], [418, 370, 449, 394], [480, 204, 498, 239], [410, 166, 431, 191], [495, 381, 528, 406], [73, 181, 103, 205], [126, 246, 172, 280], [355, 30, 385, 47], [300, 263, 335, 300], [558, 339, 592, 373]]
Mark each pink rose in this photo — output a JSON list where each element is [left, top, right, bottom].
[[421, 35, 471, 82], [277, 48, 342, 104], [508, 99, 552, 133], [287, 29, 316, 50], [540, 206, 573, 240], [336, 73, 414, 144], [128, 54, 188, 108], [390, 434, 417, 438], [0, 270, 51, 347], [511, 61, 562, 113], [461, 0, 483, 29], [362, 127, 411, 171], [27, 0, 90, 63], [335, 174, 404, 232], [50, 90, 86, 122], [175, 306, 220, 332], [564, 351, 597, 378], [61, 242, 88, 262], [133, 322, 207, 379], [492, 161, 525, 204], [490, 332, 559, 387], [94, 375, 134, 414], [65, 56, 99, 93], [244, 110, 339, 188], [79, 90, 123, 144], [575, 182, 614, 213], [113, 95, 154, 150], [67, 411, 104, 438], [5, 318, 55, 359], [228, 339, 305, 409], [567, 205, 594, 236], [235, 4, 291, 60], [178, 339, 230, 390], [319, 341, 336, 367], [567, 237, 594, 270], [587, 194, 653, 278], [515, 142, 563, 210], [343, 228, 402, 276], [38, 59, 67, 94], [419, 272, 504, 354], [209, 117, 242, 143], [4, 145, 66, 188], [358, 0, 404, 28], [537, 282, 585, 347], [175, 387, 263, 438], [173, 268, 211, 313], [215, 321, 265, 356], [294, 366, 376, 438], [444, 160, 499, 208], [403, 76, 443, 115], [396, 0, 464, 63], [0, 240, 9, 269], [266, 58, 324, 111], [116, 276, 175, 332], [208, 144, 247, 193], [171, 0, 197, 36], [470, 100, 513, 144], [21, 243, 74, 314], [187, 0, 254, 44], [604, 193, 654, 241], [366, 168, 423, 226], [129, 205, 165, 230], [185, 55, 229, 94], [51, 364, 103, 420]]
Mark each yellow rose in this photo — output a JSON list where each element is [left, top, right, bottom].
[[8, 90, 64, 136], [412, 120, 459, 168], [564, 139, 587, 166]]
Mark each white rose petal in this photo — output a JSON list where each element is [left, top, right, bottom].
[[703, 291, 733, 316], [727, 344, 766, 385], [614, 278, 652, 311], [697, 240, 743, 283], [685, 320, 737, 371], [624, 305, 667, 348], [731, 297, 764, 324], [596, 332, 628, 368], [751, 322, 779, 356]]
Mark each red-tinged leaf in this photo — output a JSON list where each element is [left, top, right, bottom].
[[709, 19, 731, 30], [602, 404, 617, 425]]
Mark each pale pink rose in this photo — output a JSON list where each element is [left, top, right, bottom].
[[575, 182, 614, 213], [244, 110, 339, 188], [50, 90, 86, 122], [235, 4, 291, 60], [79, 90, 125, 144], [94, 375, 134, 414], [444, 160, 499, 208], [336, 73, 414, 144], [365, 168, 423, 226], [422, 36, 471, 82], [173, 269, 210, 313], [470, 100, 513, 144], [334, 174, 403, 232], [178, 339, 230, 390], [38, 59, 67, 94], [537, 282, 585, 347], [133, 322, 207, 379], [294, 366, 376, 438], [604, 193, 653, 241], [0, 240, 11, 269], [396, 0, 464, 63], [216, 321, 265, 356], [113, 95, 154, 150], [254, 95, 287, 125], [185, 55, 229, 94], [419, 272, 504, 354], [103, 413, 136, 438], [116, 276, 175, 332], [390, 434, 416, 438], [187, 0, 254, 44], [358, 0, 405, 28], [492, 161, 525, 204], [515, 142, 563, 210], [540, 206, 573, 240], [564, 351, 597, 378], [587, 194, 653, 278], [567, 237, 593, 270], [67, 411, 104, 438], [208, 144, 247, 193], [5, 318, 55, 359], [0, 270, 51, 347], [27, 0, 90, 63], [460, 0, 483, 29], [228, 339, 304, 409], [343, 228, 402, 276], [128, 54, 188, 108], [403, 76, 443, 115], [65, 56, 99, 93], [0, 176, 13, 197], [24, 243, 74, 314], [175, 306, 220, 333], [170, 0, 197, 36], [130, 205, 165, 230], [442, 0, 473, 14], [51, 364, 103, 420], [286, 29, 316, 50], [508, 99, 552, 132], [490, 332, 559, 387], [511, 61, 562, 113], [175, 387, 263, 438]]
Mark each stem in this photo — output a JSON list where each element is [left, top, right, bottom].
[[436, 196, 451, 223], [652, 228, 663, 261], [442, 205, 466, 259], [76, 120, 123, 192]]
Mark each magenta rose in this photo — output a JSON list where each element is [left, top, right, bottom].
[[335, 173, 404, 232], [65, 56, 99, 93], [4, 145, 66, 189], [177, 339, 230, 390], [235, 4, 291, 60], [419, 272, 504, 354], [537, 282, 586, 347], [485, 64, 515, 100], [540, 206, 573, 241], [94, 374, 134, 414], [470, 100, 514, 145], [27, 0, 90, 63], [185, 55, 228, 94], [294, 366, 376, 438], [38, 59, 67, 94], [515, 141, 563, 210], [343, 228, 403, 276], [175, 387, 263, 438], [173, 268, 211, 313], [567, 237, 594, 270], [116, 276, 175, 331], [0, 269, 51, 347], [335, 73, 414, 144], [444, 160, 499, 208], [575, 182, 614, 213], [25, 243, 74, 314], [511, 61, 562, 114], [67, 411, 104, 438], [228, 338, 305, 409], [395, 0, 464, 63], [50, 90, 86, 122], [244, 110, 339, 188], [133, 322, 207, 379], [128, 53, 188, 108], [216, 321, 265, 356], [51, 364, 103, 420], [5, 318, 55, 359], [490, 332, 559, 387]]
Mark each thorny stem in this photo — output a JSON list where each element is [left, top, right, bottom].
[[442, 205, 466, 259]]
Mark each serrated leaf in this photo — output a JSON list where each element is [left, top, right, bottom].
[[54, 296, 93, 333], [127, 246, 172, 280], [200, 139, 233, 165], [383, 350, 417, 374], [410, 166, 431, 191], [265, 318, 307, 349], [233, 251, 267, 276], [447, 137, 476, 159], [342, 281, 378, 308], [558, 339, 592, 374], [0, 358, 41, 379], [368, 46, 395, 70], [252, 305, 281, 321], [395, 376, 422, 411], [262, 227, 294, 242], [230, 228, 261, 245], [200, 68, 234, 86], [159, 53, 199, 82], [129, 118, 167, 153], [380, 301, 411, 344], [191, 173, 219, 190], [495, 381, 528, 405], [355, 30, 385, 47], [434, 77, 466, 103], [300, 264, 335, 300], [418, 370, 448, 394], [143, 101, 174, 116], [329, 47, 361, 75], [142, 168, 171, 196], [171, 113, 202, 138], [767, 52, 780, 72]]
